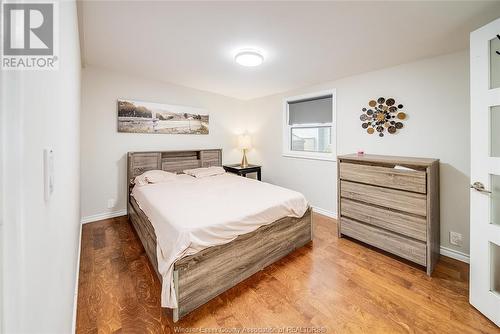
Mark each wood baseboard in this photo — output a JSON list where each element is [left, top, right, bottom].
[[440, 246, 470, 263], [80, 210, 127, 224], [312, 206, 337, 219]]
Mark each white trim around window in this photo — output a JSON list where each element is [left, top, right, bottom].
[[282, 89, 337, 161]]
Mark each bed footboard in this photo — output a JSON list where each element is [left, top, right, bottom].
[[172, 208, 312, 321]]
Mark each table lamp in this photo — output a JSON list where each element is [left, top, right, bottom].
[[238, 134, 252, 167]]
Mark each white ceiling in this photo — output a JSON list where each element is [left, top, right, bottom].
[[79, 1, 500, 100]]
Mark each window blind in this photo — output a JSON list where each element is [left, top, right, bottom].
[[288, 95, 333, 125]]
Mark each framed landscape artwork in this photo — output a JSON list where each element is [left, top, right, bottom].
[[117, 99, 209, 134]]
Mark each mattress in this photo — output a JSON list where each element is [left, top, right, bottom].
[[131, 173, 308, 308]]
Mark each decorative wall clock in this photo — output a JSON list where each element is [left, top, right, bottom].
[[359, 97, 406, 137]]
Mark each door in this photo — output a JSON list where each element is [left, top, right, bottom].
[[470, 18, 500, 326]]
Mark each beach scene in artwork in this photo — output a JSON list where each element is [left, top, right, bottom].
[[117, 99, 209, 134]]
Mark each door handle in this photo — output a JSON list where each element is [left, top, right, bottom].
[[471, 181, 492, 194]]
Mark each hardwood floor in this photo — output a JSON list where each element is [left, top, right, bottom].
[[76, 213, 499, 334]]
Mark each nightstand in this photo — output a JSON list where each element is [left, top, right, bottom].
[[223, 164, 261, 181]]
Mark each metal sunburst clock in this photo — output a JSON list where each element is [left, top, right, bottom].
[[359, 97, 406, 137]]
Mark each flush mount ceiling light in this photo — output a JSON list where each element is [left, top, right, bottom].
[[234, 49, 264, 67]]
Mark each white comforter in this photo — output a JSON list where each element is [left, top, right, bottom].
[[131, 173, 308, 308]]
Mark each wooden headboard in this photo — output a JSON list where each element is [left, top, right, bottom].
[[127, 149, 222, 185]]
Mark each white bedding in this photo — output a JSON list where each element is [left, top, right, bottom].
[[131, 173, 308, 308]]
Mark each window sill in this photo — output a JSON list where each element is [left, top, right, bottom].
[[282, 152, 337, 162]]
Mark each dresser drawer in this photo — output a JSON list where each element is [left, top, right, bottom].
[[340, 180, 427, 216], [340, 162, 426, 193], [341, 198, 427, 241], [340, 217, 427, 266]]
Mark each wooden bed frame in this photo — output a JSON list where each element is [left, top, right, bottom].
[[127, 149, 312, 321]]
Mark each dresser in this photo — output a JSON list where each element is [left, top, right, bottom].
[[337, 154, 440, 275]]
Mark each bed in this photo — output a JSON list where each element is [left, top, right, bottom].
[[127, 149, 312, 321]]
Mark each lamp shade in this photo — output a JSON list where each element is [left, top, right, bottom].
[[238, 134, 252, 150]]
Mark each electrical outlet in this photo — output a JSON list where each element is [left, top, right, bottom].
[[450, 231, 463, 247], [107, 198, 116, 209]]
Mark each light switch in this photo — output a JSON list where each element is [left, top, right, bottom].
[[44, 149, 54, 201]]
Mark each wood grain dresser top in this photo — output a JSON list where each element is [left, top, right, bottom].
[[338, 154, 439, 167]]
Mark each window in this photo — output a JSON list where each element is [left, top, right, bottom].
[[283, 90, 336, 160]]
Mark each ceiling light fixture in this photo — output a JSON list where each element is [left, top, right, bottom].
[[234, 49, 264, 67]]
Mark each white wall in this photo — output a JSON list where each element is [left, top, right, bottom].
[[80, 51, 470, 255], [1, 1, 81, 333], [81, 66, 247, 219], [245, 51, 470, 254]]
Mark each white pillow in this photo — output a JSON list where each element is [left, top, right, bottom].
[[183, 166, 225, 178], [134, 174, 149, 186], [145, 170, 177, 183], [134, 170, 176, 186]]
